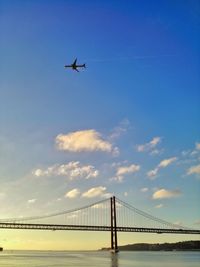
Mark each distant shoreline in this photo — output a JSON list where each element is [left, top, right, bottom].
[[101, 240, 200, 251], [1, 241, 200, 252]]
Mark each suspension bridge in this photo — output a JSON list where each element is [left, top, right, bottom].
[[0, 196, 199, 252]]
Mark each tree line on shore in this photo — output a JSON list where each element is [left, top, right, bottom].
[[101, 240, 200, 251]]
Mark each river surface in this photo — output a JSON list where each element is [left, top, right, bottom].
[[0, 250, 199, 267]]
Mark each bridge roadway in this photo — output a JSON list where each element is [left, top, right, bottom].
[[0, 222, 200, 235]]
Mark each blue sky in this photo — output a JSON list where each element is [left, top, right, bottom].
[[0, 0, 200, 249]]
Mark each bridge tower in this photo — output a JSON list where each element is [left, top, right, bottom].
[[110, 196, 119, 253]]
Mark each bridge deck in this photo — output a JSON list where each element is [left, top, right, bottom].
[[0, 222, 200, 235]]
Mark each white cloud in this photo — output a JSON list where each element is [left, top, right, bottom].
[[150, 149, 162, 155], [113, 147, 120, 157], [155, 204, 163, 209], [65, 188, 80, 199], [111, 175, 124, 183], [34, 169, 45, 177], [195, 142, 200, 151], [116, 202, 122, 208], [173, 221, 183, 226], [28, 199, 37, 204], [190, 150, 198, 156], [67, 214, 78, 219], [102, 192, 112, 198], [147, 168, 159, 179], [82, 186, 107, 198], [33, 161, 99, 180], [92, 203, 105, 209], [152, 189, 182, 199], [136, 137, 162, 153], [187, 164, 200, 176], [179, 143, 200, 168], [158, 157, 177, 168], [116, 164, 140, 176], [181, 150, 190, 157], [140, 187, 149, 193], [112, 163, 140, 183], [147, 157, 177, 180], [109, 119, 130, 140], [181, 142, 200, 160], [55, 129, 118, 154], [150, 137, 162, 147]]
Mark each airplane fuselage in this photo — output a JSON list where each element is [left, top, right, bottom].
[[64, 59, 86, 72]]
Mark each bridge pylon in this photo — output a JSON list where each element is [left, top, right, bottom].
[[110, 196, 119, 253]]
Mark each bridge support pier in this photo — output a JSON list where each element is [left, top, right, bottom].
[[110, 196, 119, 253]]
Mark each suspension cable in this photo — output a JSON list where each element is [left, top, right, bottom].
[[0, 197, 110, 222], [116, 197, 189, 229]]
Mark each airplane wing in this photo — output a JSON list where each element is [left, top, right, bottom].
[[75, 68, 79, 72], [73, 58, 77, 65]]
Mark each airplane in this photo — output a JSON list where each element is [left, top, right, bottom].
[[64, 58, 86, 72]]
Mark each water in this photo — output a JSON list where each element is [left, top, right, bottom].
[[0, 250, 200, 267]]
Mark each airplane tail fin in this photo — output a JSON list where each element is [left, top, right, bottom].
[[83, 64, 86, 68]]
